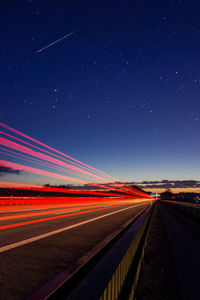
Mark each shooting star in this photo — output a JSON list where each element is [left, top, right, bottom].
[[36, 30, 78, 53]]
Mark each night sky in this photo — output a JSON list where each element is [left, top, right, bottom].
[[1, 1, 200, 184]]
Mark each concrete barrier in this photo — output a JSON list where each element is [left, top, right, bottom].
[[38, 203, 154, 300]]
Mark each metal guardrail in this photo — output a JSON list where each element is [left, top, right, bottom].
[[163, 200, 200, 225], [30, 203, 154, 300]]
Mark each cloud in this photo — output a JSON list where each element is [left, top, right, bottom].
[[0, 166, 21, 176], [127, 180, 200, 189]]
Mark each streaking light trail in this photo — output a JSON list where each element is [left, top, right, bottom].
[[0, 202, 148, 231], [0, 204, 128, 230], [0, 137, 110, 182], [0, 122, 115, 181], [0, 203, 149, 254], [0, 182, 137, 198], [0, 131, 113, 179], [0, 122, 152, 198], [36, 30, 78, 53], [0, 159, 87, 184]]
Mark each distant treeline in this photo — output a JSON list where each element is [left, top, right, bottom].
[[161, 191, 200, 203]]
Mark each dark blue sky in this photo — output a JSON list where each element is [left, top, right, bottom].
[[1, 1, 200, 183]]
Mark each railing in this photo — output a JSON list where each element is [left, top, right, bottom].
[[28, 202, 154, 300], [162, 200, 200, 225], [99, 206, 152, 300]]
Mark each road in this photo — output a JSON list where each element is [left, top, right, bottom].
[[0, 197, 151, 300]]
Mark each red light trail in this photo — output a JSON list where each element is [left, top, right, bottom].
[[0, 182, 138, 198], [0, 122, 115, 181], [0, 202, 126, 221], [0, 202, 132, 230], [0, 137, 111, 182], [0, 147, 95, 177], [0, 159, 87, 184], [0, 122, 152, 199], [0, 130, 114, 180]]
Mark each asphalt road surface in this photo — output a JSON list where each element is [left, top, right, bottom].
[[0, 197, 151, 300]]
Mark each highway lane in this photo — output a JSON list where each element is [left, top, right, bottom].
[[0, 198, 141, 232], [0, 197, 151, 299]]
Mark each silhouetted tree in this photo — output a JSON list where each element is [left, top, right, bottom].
[[160, 188, 173, 200]]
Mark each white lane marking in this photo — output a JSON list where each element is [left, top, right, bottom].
[[0, 203, 148, 254], [54, 210, 81, 215]]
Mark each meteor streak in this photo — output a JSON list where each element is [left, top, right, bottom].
[[36, 30, 78, 53]]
